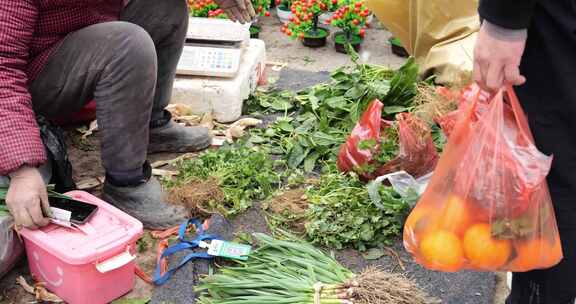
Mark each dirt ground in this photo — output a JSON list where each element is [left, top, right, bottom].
[[0, 12, 510, 304]]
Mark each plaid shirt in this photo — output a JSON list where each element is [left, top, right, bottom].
[[0, 0, 123, 176]]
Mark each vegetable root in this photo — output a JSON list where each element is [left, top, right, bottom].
[[347, 267, 427, 304]]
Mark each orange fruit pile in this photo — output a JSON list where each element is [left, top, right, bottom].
[[406, 193, 563, 272]]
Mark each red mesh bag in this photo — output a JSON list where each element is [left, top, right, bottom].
[[404, 86, 562, 273], [337, 99, 439, 181]]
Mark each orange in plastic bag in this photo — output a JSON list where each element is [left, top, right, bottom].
[[404, 86, 563, 273]]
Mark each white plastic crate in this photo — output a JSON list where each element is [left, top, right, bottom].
[[171, 39, 267, 123]]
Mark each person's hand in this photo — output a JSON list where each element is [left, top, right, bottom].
[[214, 0, 256, 23], [6, 166, 51, 230], [473, 21, 527, 92]]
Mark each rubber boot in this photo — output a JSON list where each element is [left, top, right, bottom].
[[148, 121, 212, 154], [102, 177, 189, 230]]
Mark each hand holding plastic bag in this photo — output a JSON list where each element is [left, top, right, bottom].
[[404, 86, 562, 273]]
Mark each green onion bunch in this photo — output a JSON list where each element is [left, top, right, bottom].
[[196, 234, 428, 304]]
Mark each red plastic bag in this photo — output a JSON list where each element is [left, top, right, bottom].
[[404, 86, 562, 273], [337, 99, 439, 181], [435, 84, 491, 137]]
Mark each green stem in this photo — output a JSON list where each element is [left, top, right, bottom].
[[313, 14, 319, 33]]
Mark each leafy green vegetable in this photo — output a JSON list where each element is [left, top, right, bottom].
[[304, 166, 411, 251], [373, 125, 400, 166], [243, 89, 296, 114], [382, 57, 419, 108], [247, 59, 420, 172], [431, 124, 447, 153], [170, 143, 284, 216]]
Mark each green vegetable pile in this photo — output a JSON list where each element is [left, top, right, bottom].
[[305, 167, 412, 251], [196, 234, 427, 304], [171, 57, 446, 250], [169, 143, 284, 216], [247, 58, 419, 172]]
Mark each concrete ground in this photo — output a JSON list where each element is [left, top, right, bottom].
[[0, 12, 510, 304]]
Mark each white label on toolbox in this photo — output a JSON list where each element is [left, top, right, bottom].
[[50, 207, 71, 222]]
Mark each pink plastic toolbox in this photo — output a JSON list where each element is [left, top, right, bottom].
[[19, 191, 143, 304]]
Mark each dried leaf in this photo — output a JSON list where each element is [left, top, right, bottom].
[[177, 115, 202, 126], [200, 112, 214, 130], [17, 276, 63, 303], [227, 125, 245, 138], [234, 118, 262, 128], [166, 104, 193, 117], [77, 120, 99, 139], [267, 61, 287, 72], [16, 276, 34, 294], [151, 153, 195, 168], [223, 118, 263, 142], [77, 177, 104, 190], [152, 169, 179, 177]]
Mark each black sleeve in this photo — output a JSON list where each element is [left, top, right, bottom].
[[479, 0, 538, 29]]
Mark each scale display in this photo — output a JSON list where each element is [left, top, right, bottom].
[[178, 45, 241, 78]]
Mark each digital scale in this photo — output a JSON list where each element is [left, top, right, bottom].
[[172, 18, 267, 123], [177, 18, 251, 78]]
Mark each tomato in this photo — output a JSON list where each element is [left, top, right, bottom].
[[299, 32, 305, 40], [352, 19, 359, 25], [265, 11, 271, 16], [355, 2, 362, 7], [359, 28, 365, 37]]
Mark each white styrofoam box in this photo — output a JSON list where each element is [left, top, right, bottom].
[[171, 39, 267, 123]]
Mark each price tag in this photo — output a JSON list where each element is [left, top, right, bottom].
[[206, 240, 251, 260]]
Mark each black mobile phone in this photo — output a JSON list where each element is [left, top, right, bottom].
[[47, 197, 99, 225]]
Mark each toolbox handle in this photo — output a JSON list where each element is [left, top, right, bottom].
[[95, 248, 135, 273]]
